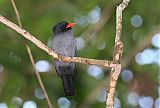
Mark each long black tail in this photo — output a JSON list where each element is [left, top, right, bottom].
[[61, 74, 74, 96]]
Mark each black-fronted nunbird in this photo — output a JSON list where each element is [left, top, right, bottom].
[[52, 21, 76, 96]]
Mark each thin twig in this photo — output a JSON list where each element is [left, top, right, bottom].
[[106, 0, 130, 108], [0, 15, 114, 68], [10, 0, 52, 108], [26, 46, 52, 108], [11, 0, 22, 27]]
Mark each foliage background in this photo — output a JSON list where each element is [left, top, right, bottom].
[[0, 0, 160, 108]]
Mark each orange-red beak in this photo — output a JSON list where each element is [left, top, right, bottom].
[[66, 22, 76, 28]]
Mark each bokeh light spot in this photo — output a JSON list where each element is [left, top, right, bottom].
[[139, 96, 153, 108], [87, 65, 104, 80], [152, 33, 160, 48], [75, 37, 85, 50], [114, 97, 121, 108], [131, 15, 143, 27], [135, 48, 156, 65], [12, 97, 23, 107], [155, 49, 160, 66], [158, 86, 160, 96], [35, 60, 51, 72], [88, 6, 101, 24], [0, 103, 8, 108], [57, 97, 70, 108], [74, 15, 88, 27], [0, 64, 4, 73], [97, 41, 106, 50], [121, 69, 133, 83], [23, 101, 37, 108], [97, 89, 106, 102], [127, 92, 139, 106], [34, 88, 45, 100], [154, 98, 160, 108]]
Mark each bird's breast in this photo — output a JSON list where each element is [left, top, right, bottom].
[[52, 34, 76, 57]]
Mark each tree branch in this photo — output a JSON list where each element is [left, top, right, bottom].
[[106, 0, 130, 108], [0, 15, 114, 67]]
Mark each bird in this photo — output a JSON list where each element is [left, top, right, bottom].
[[52, 21, 76, 96]]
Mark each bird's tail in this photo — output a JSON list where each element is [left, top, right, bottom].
[[61, 74, 74, 96]]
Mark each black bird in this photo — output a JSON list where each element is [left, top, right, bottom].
[[52, 21, 76, 96]]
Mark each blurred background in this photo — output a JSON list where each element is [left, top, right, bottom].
[[0, 0, 160, 108]]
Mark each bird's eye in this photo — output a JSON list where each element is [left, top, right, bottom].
[[59, 25, 63, 30]]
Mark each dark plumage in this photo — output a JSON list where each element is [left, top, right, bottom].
[[52, 21, 76, 96]]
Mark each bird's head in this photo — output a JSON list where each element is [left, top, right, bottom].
[[53, 21, 76, 35]]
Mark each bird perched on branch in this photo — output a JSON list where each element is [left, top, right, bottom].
[[52, 21, 76, 96]]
